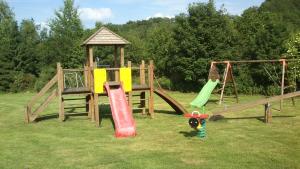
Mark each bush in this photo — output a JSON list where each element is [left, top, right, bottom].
[[156, 76, 172, 90], [34, 67, 56, 91], [10, 72, 36, 92]]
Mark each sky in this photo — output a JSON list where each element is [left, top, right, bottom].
[[7, 0, 265, 29]]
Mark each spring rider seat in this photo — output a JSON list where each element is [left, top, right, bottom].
[[184, 111, 209, 138]]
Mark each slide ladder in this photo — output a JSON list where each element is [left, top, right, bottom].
[[105, 82, 136, 138]]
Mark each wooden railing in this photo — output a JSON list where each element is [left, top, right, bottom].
[[25, 74, 58, 123]]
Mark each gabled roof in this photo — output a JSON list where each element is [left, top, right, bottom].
[[82, 27, 130, 46]]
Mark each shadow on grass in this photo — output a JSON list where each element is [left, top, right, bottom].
[[206, 99, 219, 104], [154, 109, 181, 115], [209, 115, 296, 123], [179, 130, 198, 137]]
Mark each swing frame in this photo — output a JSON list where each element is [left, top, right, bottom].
[[208, 59, 299, 110]]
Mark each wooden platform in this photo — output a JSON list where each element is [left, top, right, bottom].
[[62, 87, 91, 95], [132, 84, 150, 91]]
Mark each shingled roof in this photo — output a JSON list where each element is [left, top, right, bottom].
[[82, 27, 130, 46]]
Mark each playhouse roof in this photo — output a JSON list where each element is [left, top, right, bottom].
[[82, 27, 130, 46]]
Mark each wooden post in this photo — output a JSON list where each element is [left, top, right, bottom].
[[229, 64, 239, 103], [120, 46, 124, 67], [25, 106, 30, 123], [148, 60, 154, 117], [140, 60, 146, 114], [93, 62, 99, 126], [280, 59, 286, 111], [114, 45, 119, 81], [219, 62, 230, 104], [88, 46, 93, 67], [90, 66, 95, 122], [127, 61, 133, 114], [140, 60, 146, 84], [264, 102, 272, 123], [57, 63, 64, 121]]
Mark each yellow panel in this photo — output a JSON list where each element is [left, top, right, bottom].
[[94, 69, 107, 94], [120, 68, 132, 92]]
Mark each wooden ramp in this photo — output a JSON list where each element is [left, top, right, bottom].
[[154, 89, 188, 115], [212, 91, 300, 116]]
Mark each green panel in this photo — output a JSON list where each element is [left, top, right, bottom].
[[190, 79, 219, 108]]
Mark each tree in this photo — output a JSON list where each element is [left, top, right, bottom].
[[260, 0, 300, 31], [16, 19, 40, 75], [48, 0, 84, 68], [166, 0, 237, 91], [235, 7, 288, 94], [146, 19, 175, 76], [0, 0, 18, 91], [285, 32, 300, 90]]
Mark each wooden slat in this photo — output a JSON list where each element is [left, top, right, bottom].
[[27, 74, 58, 108], [213, 91, 300, 115], [30, 89, 58, 122], [212, 59, 299, 64]]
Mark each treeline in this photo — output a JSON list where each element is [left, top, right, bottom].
[[0, 0, 299, 94]]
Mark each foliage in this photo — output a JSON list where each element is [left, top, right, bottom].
[[0, 0, 18, 91], [16, 19, 40, 76], [10, 72, 36, 92], [285, 32, 300, 90], [260, 0, 300, 31], [34, 66, 56, 91], [166, 1, 237, 91], [48, 0, 84, 68], [0, 0, 299, 94]]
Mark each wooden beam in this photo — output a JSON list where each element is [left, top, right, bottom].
[[31, 89, 58, 122], [280, 59, 286, 110], [88, 46, 93, 67], [114, 45, 119, 81], [212, 59, 300, 64], [140, 60, 145, 85], [57, 63, 64, 121], [120, 46, 124, 67], [94, 62, 99, 126], [229, 64, 239, 103], [264, 102, 272, 123], [114, 45, 118, 67], [219, 62, 230, 104], [127, 61, 133, 114], [27, 74, 58, 108], [148, 60, 154, 117], [213, 91, 300, 115]]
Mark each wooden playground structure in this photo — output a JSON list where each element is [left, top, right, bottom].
[[25, 27, 188, 129], [25, 27, 156, 126]]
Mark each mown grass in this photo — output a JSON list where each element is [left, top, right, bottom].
[[0, 92, 299, 169]]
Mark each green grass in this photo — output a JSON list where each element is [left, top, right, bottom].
[[0, 92, 299, 169]]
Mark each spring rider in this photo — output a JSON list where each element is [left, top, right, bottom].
[[184, 110, 209, 138]]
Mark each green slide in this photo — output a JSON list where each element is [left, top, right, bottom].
[[190, 79, 219, 108]]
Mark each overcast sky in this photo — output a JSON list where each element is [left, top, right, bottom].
[[7, 0, 265, 29]]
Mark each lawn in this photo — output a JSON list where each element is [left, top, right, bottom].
[[0, 92, 299, 169]]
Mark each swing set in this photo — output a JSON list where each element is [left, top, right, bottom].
[[208, 59, 299, 110]]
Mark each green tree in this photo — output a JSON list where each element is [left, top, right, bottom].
[[167, 0, 237, 91], [16, 19, 40, 75], [235, 7, 288, 94], [146, 19, 175, 76], [48, 0, 84, 68], [285, 32, 300, 90], [260, 0, 300, 31], [0, 0, 18, 91]]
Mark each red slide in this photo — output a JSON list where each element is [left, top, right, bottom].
[[105, 82, 136, 138]]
